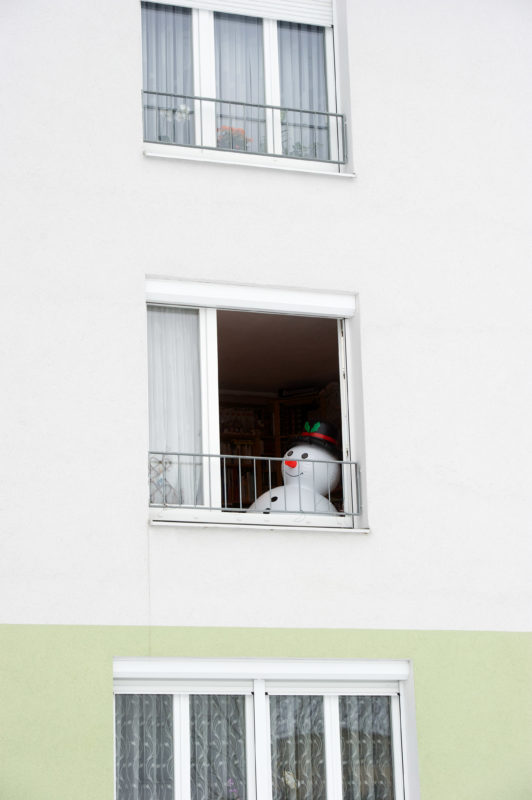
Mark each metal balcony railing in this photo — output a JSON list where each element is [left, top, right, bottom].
[[149, 452, 361, 519], [142, 91, 347, 165]]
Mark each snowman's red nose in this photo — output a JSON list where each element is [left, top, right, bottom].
[[285, 460, 298, 468]]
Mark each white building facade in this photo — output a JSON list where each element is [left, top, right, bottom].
[[1, 0, 531, 798]]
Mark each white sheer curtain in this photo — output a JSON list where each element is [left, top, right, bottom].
[[278, 22, 329, 160], [190, 695, 248, 800], [214, 13, 266, 153], [115, 694, 174, 800], [142, 2, 194, 145], [148, 305, 203, 506], [339, 696, 395, 800], [270, 695, 327, 800]]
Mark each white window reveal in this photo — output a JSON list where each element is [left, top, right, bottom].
[[146, 279, 366, 531], [113, 658, 419, 800], [141, 1, 346, 171]]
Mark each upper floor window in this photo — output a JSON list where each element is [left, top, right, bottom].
[[141, 1, 347, 170], [146, 279, 366, 531]]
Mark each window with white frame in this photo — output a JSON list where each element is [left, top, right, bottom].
[[146, 279, 365, 529], [141, 0, 347, 168], [114, 658, 416, 800]]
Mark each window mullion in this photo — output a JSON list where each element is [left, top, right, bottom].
[[113, 696, 118, 800], [197, 9, 216, 147], [245, 694, 258, 800], [191, 10, 202, 146], [324, 695, 342, 800], [337, 318, 354, 525], [198, 307, 221, 508], [174, 694, 191, 800], [324, 28, 340, 165], [262, 19, 282, 155], [391, 695, 406, 800], [253, 680, 273, 800], [342, 314, 366, 527]]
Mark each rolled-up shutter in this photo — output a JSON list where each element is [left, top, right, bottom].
[[151, 0, 333, 27]]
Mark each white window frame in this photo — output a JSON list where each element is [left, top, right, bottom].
[[113, 657, 420, 800], [141, 0, 348, 174], [146, 277, 367, 532]]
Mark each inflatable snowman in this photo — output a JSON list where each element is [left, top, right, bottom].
[[248, 421, 341, 515]]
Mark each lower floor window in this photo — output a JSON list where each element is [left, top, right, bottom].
[[114, 662, 406, 800]]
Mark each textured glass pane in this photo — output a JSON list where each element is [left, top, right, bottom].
[[278, 22, 329, 161], [270, 695, 326, 800], [215, 13, 266, 154], [340, 696, 394, 800], [115, 694, 174, 800], [190, 695, 248, 800], [142, 2, 195, 145]]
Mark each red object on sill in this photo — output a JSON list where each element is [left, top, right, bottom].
[[216, 125, 253, 149]]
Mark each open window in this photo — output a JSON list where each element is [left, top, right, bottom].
[[147, 279, 365, 529], [217, 310, 344, 510]]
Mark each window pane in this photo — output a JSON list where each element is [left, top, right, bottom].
[[142, 2, 195, 145], [147, 306, 203, 506], [270, 695, 326, 800], [190, 694, 248, 800], [115, 694, 174, 800], [340, 696, 395, 800], [278, 22, 329, 161], [215, 13, 266, 154]]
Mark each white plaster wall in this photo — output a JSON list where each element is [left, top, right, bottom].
[[1, 0, 531, 630]]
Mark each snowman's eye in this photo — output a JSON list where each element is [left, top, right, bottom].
[[301, 452, 309, 459], [286, 450, 293, 457]]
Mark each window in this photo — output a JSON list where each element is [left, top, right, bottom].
[[114, 658, 417, 800], [141, 1, 347, 170], [146, 279, 366, 530]]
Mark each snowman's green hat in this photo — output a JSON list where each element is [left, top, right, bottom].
[[290, 421, 341, 459]]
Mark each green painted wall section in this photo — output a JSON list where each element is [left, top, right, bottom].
[[1, 626, 531, 800]]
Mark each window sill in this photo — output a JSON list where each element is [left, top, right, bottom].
[[149, 508, 369, 534], [143, 143, 356, 177]]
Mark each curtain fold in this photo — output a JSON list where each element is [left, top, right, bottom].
[[269, 695, 326, 800], [190, 695, 248, 800], [278, 22, 329, 160], [142, 2, 195, 144], [115, 694, 174, 800], [148, 305, 203, 506], [339, 696, 395, 800], [215, 13, 266, 153]]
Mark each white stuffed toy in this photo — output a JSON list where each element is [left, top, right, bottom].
[[248, 422, 341, 515]]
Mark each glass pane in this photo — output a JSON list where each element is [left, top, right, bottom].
[[270, 695, 327, 800], [215, 13, 266, 154], [190, 694, 248, 800], [142, 2, 195, 145], [278, 22, 329, 161], [340, 696, 395, 800], [147, 305, 203, 507], [115, 694, 174, 800]]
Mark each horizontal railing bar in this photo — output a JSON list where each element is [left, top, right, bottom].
[[149, 451, 358, 465], [143, 138, 346, 166], [149, 503, 359, 518], [142, 90, 343, 119]]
